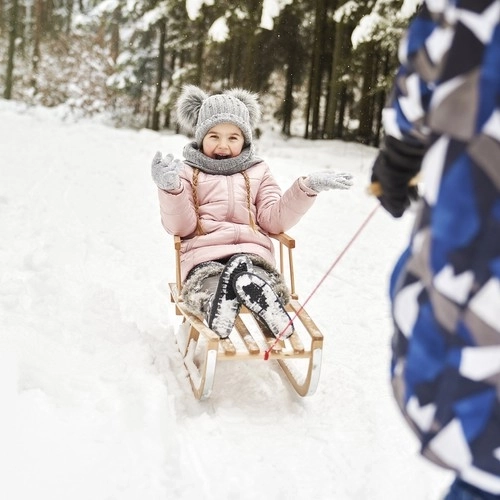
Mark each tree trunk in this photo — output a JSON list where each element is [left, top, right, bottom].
[[336, 83, 347, 138], [30, 0, 43, 94], [193, 15, 205, 86], [306, 0, 327, 139], [228, 36, 244, 87], [324, 21, 344, 139], [110, 7, 121, 63], [282, 62, 295, 136], [241, 0, 263, 90], [374, 50, 391, 146], [4, 0, 19, 99], [0, 0, 5, 32], [66, 0, 73, 35], [151, 19, 167, 131], [275, 4, 305, 136], [33, 0, 43, 56], [163, 52, 177, 129], [241, 33, 258, 89], [357, 42, 377, 144], [46, 0, 54, 34]]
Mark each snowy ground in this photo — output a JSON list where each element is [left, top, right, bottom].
[[0, 100, 453, 499]]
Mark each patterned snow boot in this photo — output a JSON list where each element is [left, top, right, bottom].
[[232, 272, 294, 339], [207, 254, 252, 338]]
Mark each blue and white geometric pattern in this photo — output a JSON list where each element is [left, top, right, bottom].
[[385, 0, 500, 494]]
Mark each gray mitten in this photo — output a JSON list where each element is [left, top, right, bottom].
[[305, 171, 353, 192], [151, 152, 183, 191]]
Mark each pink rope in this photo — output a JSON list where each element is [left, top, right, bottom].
[[264, 203, 380, 360]]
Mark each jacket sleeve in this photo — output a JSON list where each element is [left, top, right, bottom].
[[382, 3, 442, 145], [371, 3, 450, 217], [255, 165, 316, 234], [157, 175, 198, 237]]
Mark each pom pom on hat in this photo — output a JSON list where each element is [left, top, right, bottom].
[[175, 85, 208, 133], [176, 85, 261, 146]]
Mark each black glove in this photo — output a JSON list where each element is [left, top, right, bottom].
[[370, 135, 425, 218]]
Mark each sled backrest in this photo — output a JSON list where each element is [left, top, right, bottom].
[[174, 233, 298, 300]]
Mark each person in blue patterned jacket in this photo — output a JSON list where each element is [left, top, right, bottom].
[[370, 1, 500, 499]]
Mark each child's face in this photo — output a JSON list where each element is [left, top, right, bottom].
[[202, 123, 245, 160]]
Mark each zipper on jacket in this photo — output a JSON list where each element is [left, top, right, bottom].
[[226, 176, 235, 221]]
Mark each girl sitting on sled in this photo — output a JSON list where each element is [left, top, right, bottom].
[[152, 85, 352, 339]]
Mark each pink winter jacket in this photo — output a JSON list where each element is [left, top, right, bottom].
[[158, 161, 317, 281]]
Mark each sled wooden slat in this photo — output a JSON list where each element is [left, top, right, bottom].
[[265, 335, 284, 353], [251, 315, 284, 353], [234, 316, 261, 355], [219, 338, 237, 355], [289, 332, 305, 354], [287, 300, 323, 340], [169, 233, 324, 400]]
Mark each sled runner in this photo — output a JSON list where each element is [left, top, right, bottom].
[[169, 233, 324, 400]]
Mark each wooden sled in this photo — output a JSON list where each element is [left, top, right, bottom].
[[169, 233, 324, 400]]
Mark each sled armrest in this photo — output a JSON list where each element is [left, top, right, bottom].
[[270, 233, 297, 299], [269, 233, 295, 249], [174, 235, 182, 293], [173, 232, 297, 299]]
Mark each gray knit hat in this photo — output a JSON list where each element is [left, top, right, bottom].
[[176, 85, 261, 146]]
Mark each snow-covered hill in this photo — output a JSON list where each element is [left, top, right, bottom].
[[0, 100, 451, 499]]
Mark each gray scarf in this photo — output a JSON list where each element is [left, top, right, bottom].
[[182, 141, 262, 175]]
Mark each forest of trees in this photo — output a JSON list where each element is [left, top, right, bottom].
[[0, 0, 419, 145]]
